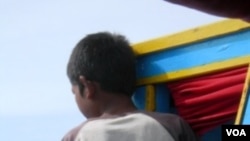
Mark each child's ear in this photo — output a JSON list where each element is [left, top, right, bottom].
[[79, 75, 96, 99]]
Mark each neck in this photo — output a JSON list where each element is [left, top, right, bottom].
[[99, 93, 137, 117]]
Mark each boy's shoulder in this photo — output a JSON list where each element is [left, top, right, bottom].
[[61, 122, 85, 141], [142, 111, 198, 141]]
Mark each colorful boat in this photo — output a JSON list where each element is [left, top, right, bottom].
[[132, 19, 250, 141]]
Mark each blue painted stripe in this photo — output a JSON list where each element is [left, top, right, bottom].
[[243, 89, 250, 124], [136, 30, 250, 79], [155, 84, 170, 113], [132, 86, 146, 110]]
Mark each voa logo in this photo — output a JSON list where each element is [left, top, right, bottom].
[[226, 129, 246, 136]]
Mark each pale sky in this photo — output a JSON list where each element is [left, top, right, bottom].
[[0, 0, 225, 140]]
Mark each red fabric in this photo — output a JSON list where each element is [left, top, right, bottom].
[[167, 66, 248, 135]]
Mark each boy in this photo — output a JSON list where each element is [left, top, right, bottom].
[[62, 32, 198, 141]]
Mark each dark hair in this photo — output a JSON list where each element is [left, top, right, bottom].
[[67, 32, 136, 97]]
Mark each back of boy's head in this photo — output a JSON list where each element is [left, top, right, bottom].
[[67, 32, 136, 97]]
